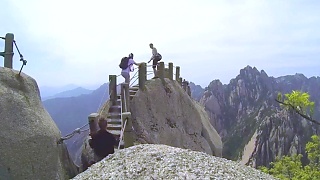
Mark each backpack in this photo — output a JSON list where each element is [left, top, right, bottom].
[[119, 57, 129, 70], [154, 53, 162, 62]]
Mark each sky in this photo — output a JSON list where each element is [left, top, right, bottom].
[[1, 0, 319, 89]]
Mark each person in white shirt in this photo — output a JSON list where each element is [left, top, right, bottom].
[[147, 43, 162, 77], [121, 53, 141, 84]]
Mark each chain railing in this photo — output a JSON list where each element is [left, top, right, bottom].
[[57, 123, 89, 144]]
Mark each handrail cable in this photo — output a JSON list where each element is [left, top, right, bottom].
[[57, 123, 89, 144]]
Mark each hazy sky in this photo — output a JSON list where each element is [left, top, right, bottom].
[[1, 0, 319, 89]]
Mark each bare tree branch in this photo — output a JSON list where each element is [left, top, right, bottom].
[[275, 99, 320, 126]]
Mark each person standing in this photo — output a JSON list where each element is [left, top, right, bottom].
[[147, 43, 162, 77]]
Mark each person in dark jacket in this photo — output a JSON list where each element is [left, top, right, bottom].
[[89, 117, 117, 162]]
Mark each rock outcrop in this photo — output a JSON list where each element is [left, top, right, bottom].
[[0, 67, 78, 179], [73, 144, 276, 180], [130, 78, 222, 156]]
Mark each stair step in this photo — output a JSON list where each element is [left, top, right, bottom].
[[107, 113, 121, 119], [129, 87, 139, 91], [115, 99, 121, 106], [107, 130, 121, 136], [107, 124, 122, 131], [129, 90, 137, 95], [109, 105, 121, 113], [107, 118, 122, 124]]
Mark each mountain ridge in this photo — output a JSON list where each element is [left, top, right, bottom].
[[42, 87, 93, 101], [198, 65, 320, 168]]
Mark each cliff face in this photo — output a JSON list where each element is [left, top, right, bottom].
[[198, 66, 320, 168], [0, 67, 78, 180], [130, 79, 222, 156]]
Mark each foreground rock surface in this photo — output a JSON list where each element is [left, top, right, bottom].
[[0, 67, 77, 179], [73, 144, 276, 180]]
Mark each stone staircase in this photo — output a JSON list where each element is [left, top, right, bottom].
[[106, 85, 139, 150]]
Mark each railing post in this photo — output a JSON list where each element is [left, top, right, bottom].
[[88, 113, 99, 135], [121, 83, 130, 112], [122, 112, 133, 148], [1, 33, 14, 69], [158, 62, 165, 79], [109, 75, 117, 105], [125, 83, 130, 110], [139, 63, 146, 89], [187, 85, 191, 96], [168, 62, 173, 80], [121, 84, 125, 112], [182, 79, 187, 91], [179, 77, 183, 86], [175, 66, 180, 81]]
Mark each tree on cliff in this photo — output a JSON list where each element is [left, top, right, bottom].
[[260, 90, 320, 179], [276, 90, 319, 126]]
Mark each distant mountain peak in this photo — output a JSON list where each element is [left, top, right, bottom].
[[240, 65, 260, 76], [294, 73, 307, 79]]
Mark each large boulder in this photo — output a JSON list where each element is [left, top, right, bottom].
[[131, 78, 222, 156], [0, 67, 78, 179]]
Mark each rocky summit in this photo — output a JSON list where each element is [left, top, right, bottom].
[[72, 144, 276, 180]]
